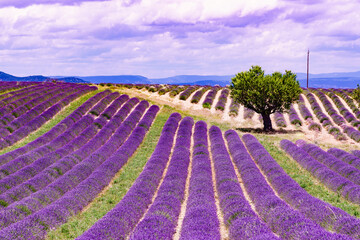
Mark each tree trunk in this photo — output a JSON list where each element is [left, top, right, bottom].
[[262, 113, 273, 132]]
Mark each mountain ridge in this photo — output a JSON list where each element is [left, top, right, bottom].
[[0, 71, 88, 83], [1, 71, 359, 88]]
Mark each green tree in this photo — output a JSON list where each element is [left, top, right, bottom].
[[230, 65, 302, 131], [353, 84, 360, 107]]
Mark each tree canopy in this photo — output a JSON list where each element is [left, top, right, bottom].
[[230, 65, 302, 131], [353, 84, 360, 107]]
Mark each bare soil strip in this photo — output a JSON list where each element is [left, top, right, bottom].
[[210, 89, 223, 114], [221, 96, 232, 123], [199, 89, 211, 106]]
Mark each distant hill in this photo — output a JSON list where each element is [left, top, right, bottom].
[[297, 77, 360, 88], [150, 75, 234, 85], [0, 71, 87, 83], [296, 71, 360, 79], [79, 75, 150, 84], [175, 80, 229, 87], [1, 71, 359, 88], [150, 73, 359, 88]]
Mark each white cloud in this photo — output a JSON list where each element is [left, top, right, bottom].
[[0, 0, 360, 77]]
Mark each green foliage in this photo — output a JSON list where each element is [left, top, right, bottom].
[[230, 65, 301, 131], [0, 200, 8, 207], [353, 84, 360, 106], [16, 205, 31, 215], [202, 102, 211, 109], [230, 65, 301, 115]]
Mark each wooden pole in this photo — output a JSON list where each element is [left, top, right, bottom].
[[307, 49, 309, 88]]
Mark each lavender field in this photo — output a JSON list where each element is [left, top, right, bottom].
[[0, 82, 359, 239]]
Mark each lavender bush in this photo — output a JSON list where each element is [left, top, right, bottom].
[[229, 98, 240, 117], [77, 113, 181, 239], [1, 86, 94, 147], [333, 89, 360, 119], [328, 148, 360, 170], [344, 126, 360, 142], [179, 86, 199, 101], [280, 139, 360, 205], [289, 104, 302, 125], [210, 127, 278, 239], [202, 86, 221, 109], [89, 92, 120, 116], [244, 107, 255, 119], [238, 134, 342, 239], [0, 104, 160, 239], [302, 143, 360, 185], [179, 121, 220, 240], [190, 87, 210, 104], [169, 85, 187, 98], [274, 111, 287, 128], [0, 99, 147, 228], [215, 88, 229, 111], [129, 116, 193, 239], [237, 135, 360, 238], [0, 89, 107, 156]]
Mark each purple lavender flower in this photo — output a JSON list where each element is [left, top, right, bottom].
[[77, 113, 181, 240], [215, 88, 229, 111], [203, 86, 221, 109], [179, 121, 220, 240], [212, 127, 278, 239], [179, 85, 199, 101], [130, 117, 194, 239], [190, 87, 211, 104]]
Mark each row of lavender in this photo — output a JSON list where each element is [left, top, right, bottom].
[[77, 112, 182, 239], [0, 83, 96, 149], [0, 90, 159, 239], [0, 94, 141, 210], [313, 89, 360, 142], [0, 90, 118, 206], [0, 84, 78, 136], [120, 85, 360, 134], [306, 88, 360, 141], [0, 92, 127, 203], [281, 139, 360, 206], [0, 90, 111, 166], [0, 82, 36, 95], [75, 116, 358, 239], [118, 84, 360, 135], [0, 84, 52, 116], [281, 140, 360, 237]]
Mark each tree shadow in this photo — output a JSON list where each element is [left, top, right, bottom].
[[235, 127, 303, 135]]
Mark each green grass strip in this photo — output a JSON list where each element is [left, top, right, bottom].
[[254, 134, 360, 218], [46, 105, 173, 240], [0, 90, 101, 155]]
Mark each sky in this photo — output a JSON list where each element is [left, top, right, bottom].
[[0, 0, 359, 78]]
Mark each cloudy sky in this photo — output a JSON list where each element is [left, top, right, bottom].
[[0, 0, 359, 78]]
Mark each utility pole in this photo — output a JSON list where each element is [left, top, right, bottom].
[[307, 49, 309, 88]]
